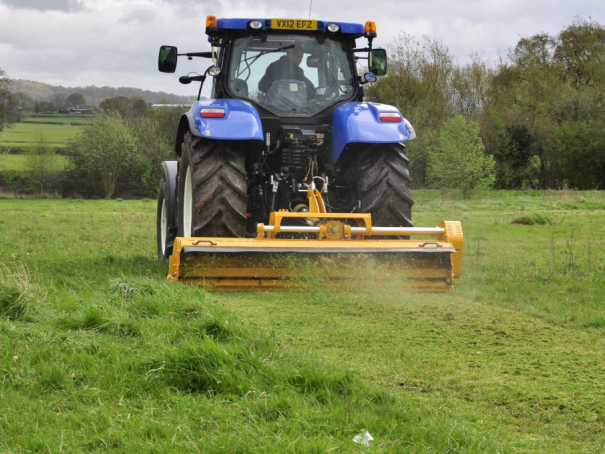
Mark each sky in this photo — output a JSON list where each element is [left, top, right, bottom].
[[0, 0, 604, 98]]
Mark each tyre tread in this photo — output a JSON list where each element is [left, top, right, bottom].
[[357, 143, 414, 227], [179, 135, 247, 238]]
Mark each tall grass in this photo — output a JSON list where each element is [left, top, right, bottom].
[[0, 263, 39, 321]]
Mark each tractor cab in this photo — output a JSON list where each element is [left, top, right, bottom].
[[224, 33, 357, 117], [159, 17, 387, 119]]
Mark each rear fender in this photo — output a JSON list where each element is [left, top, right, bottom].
[[331, 102, 415, 163], [160, 160, 178, 235], [175, 99, 264, 156]]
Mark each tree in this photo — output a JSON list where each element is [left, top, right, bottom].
[[25, 131, 57, 194], [98, 96, 133, 118], [365, 33, 457, 186], [12, 92, 33, 120], [66, 92, 86, 107], [451, 53, 493, 119], [131, 116, 173, 195], [67, 109, 176, 197], [492, 125, 535, 188], [550, 120, 605, 189], [153, 105, 184, 145], [53, 93, 67, 111], [130, 96, 152, 118], [427, 116, 495, 197], [555, 18, 605, 90], [69, 110, 137, 198], [34, 101, 56, 114], [0, 67, 13, 132], [99, 96, 153, 119]]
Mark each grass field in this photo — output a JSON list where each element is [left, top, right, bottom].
[[0, 114, 88, 150], [0, 122, 82, 148], [0, 154, 68, 171], [0, 190, 604, 452]]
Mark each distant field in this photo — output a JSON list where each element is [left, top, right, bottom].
[[0, 154, 68, 171], [0, 121, 83, 148], [23, 114, 93, 125]]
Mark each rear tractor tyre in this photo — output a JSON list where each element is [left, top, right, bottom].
[[357, 143, 414, 227], [177, 134, 247, 238]]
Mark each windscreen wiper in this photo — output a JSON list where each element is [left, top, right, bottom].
[[237, 43, 295, 79]]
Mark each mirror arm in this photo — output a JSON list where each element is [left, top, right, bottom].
[[180, 52, 213, 59]]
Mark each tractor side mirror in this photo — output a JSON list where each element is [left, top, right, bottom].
[[158, 45, 178, 73], [369, 48, 387, 76]]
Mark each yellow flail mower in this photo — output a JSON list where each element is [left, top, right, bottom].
[[165, 189, 463, 292]]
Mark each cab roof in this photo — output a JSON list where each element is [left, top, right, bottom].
[[207, 18, 366, 38]]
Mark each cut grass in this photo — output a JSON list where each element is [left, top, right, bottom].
[[0, 191, 604, 452]]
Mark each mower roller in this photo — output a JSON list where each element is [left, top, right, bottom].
[[156, 16, 464, 291]]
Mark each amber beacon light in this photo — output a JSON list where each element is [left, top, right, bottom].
[[206, 15, 218, 31], [364, 21, 377, 37]]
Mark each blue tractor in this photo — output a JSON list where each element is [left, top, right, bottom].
[[155, 16, 462, 291]]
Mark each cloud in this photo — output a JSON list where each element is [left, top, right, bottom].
[[0, 0, 85, 12], [118, 8, 157, 24], [0, 0, 604, 97]]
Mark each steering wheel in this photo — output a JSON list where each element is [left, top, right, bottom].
[[315, 85, 338, 101]]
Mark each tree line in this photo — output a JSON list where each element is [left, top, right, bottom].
[[366, 17, 605, 190], [9, 79, 195, 108]]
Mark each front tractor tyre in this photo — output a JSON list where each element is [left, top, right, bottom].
[[177, 134, 247, 238], [357, 143, 414, 227], [156, 161, 178, 261]]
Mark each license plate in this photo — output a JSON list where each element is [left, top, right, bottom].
[[271, 19, 317, 30]]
